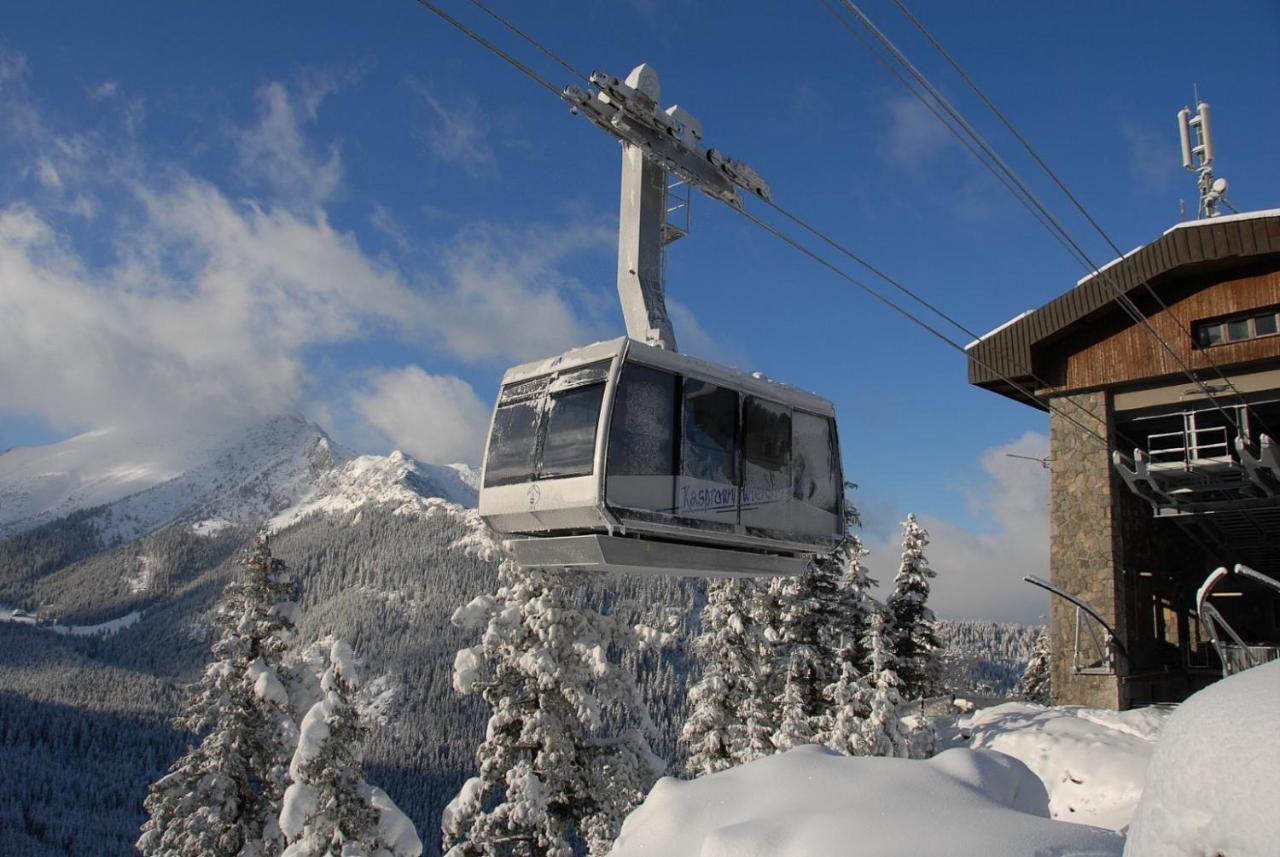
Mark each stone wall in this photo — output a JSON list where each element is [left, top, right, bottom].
[[1048, 391, 1126, 709]]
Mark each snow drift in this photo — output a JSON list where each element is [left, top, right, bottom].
[[609, 745, 1124, 857], [955, 701, 1169, 829], [1125, 659, 1280, 857]]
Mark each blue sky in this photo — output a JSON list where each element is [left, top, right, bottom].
[[2, 1, 1277, 619]]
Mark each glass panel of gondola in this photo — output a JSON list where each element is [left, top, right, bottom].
[[484, 397, 541, 487], [606, 363, 678, 513], [741, 396, 791, 532], [792, 410, 839, 538], [540, 382, 606, 479], [678, 379, 739, 525]]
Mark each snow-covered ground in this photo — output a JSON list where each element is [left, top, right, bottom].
[[948, 701, 1171, 829], [0, 603, 142, 636], [1125, 659, 1280, 857], [610, 745, 1124, 857]]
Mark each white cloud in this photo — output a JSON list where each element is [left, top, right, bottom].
[[237, 79, 343, 207], [864, 431, 1051, 624], [410, 81, 497, 177], [880, 95, 950, 168], [1119, 118, 1177, 194], [353, 366, 491, 464], [0, 64, 610, 454]]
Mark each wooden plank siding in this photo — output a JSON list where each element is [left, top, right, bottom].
[[968, 214, 1280, 406], [1041, 271, 1280, 395]]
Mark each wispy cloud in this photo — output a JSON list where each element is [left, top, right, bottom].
[[880, 95, 951, 169], [409, 80, 497, 177], [236, 77, 345, 208], [1119, 118, 1178, 195]]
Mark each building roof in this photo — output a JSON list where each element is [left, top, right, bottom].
[[967, 210, 1280, 408]]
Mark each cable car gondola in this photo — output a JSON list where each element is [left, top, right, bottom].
[[476, 63, 845, 576], [479, 337, 844, 577]]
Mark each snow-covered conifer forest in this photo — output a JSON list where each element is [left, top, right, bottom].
[[0, 421, 1034, 856]]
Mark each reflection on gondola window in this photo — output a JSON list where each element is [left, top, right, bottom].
[[484, 400, 540, 486], [742, 396, 791, 499], [608, 365, 677, 476], [540, 384, 605, 478], [682, 380, 738, 484], [792, 410, 838, 513]]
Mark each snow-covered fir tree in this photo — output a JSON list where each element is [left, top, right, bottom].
[[769, 498, 869, 748], [1017, 627, 1052, 704], [818, 656, 870, 757], [681, 577, 766, 776], [886, 514, 940, 701], [138, 533, 298, 857], [278, 639, 423, 857], [859, 608, 910, 758], [442, 514, 664, 857]]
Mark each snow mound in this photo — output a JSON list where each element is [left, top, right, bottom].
[[609, 745, 1125, 857], [1125, 659, 1280, 857], [956, 702, 1170, 830], [269, 449, 475, 531]]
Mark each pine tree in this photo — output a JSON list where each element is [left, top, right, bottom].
[[819, 657, 871, 756], [859, 609, 910, 758], [1017, 627, 1052, 704], [442, 515, 663, 857], [278, 639, 423, 857], [138, 533, 298, 857], [681, 578, 764, 776], [886, 514, 940, 701]]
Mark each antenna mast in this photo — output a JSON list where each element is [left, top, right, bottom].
[[565, 64, 771, 351], [1177, 94, 1229, 219]]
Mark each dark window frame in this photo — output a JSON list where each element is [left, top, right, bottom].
[[1193, 305, 1280, 349]]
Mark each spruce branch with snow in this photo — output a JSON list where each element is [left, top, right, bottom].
[[442, 513, 664, 857], [137, 532, 299, 857], [886, 514, 941, 701], [279, 639, 422, 857]]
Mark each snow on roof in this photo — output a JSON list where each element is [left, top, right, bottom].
[[965, 310, 1034, 351], [1074, 244, 1146, 287], [1161, 206, 1280, 235]]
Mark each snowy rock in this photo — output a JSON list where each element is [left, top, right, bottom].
[[957, 701, 1169, 830], [1125, 660, 1280, 857], [610, 745, 1124, 857]]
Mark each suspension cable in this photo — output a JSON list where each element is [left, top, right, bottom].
[[887, 0, 1275, 441]]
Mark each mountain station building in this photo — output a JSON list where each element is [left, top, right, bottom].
[[967, 209, 1280, 709]]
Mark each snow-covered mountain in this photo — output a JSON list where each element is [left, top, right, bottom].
[[0, 416, 353, 543], [0, 415, 482, 548], [269, 450, 478, 531]]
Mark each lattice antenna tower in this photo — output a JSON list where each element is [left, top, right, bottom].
[[1177, 92, 1230, 219]]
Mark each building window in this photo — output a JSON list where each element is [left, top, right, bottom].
[[1194, 307, 1280, 348]]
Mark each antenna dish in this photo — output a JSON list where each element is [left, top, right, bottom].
[[1212, 177, 1228, 194]]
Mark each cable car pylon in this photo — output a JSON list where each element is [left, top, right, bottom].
[[478, 64, 845, 578]]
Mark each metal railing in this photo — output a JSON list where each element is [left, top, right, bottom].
[[1147, 424, 1231, 469]]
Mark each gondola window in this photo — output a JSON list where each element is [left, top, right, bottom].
[[540, 382, 606, 478]]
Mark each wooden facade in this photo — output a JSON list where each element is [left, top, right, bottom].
[[969, 213, 1280, 403], [1040, 270, 1280, 395]]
